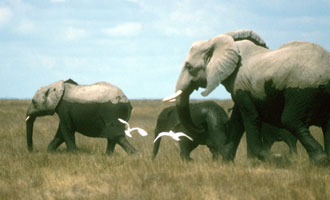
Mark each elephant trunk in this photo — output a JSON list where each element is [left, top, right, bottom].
[[26, 115, 36, 152], [175, 88, 205, 136]]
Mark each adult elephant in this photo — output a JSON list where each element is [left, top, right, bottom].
[[164, 29, 330, 166], [153, 101, 297, 161], [25, 79, 136, 155]]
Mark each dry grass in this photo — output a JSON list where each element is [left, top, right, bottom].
[[1, 99, 330, 199]]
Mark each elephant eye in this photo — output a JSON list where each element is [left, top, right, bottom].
[[185, 63, 193, 71], [44, 89, 50, 97]]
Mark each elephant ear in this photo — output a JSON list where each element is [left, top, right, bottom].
[[31, 81, 65, 115], [201, 34, 240, 96]]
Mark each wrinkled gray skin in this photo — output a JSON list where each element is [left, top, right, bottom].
[[153, 101, 297, 161], [26, 79, 136, 155], [171, 29, 330, 166]]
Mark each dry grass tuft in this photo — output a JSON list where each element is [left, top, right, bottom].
[[0, 99, 330, 199]]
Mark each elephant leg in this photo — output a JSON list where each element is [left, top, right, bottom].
[[179, 139, 198, 161], [222, 105, 245, 161], [117, 136, 136, 155], [208, 146, 221, 160], [58, 122, 77, 151], [47, 128, 64, 151], [322, 120, 330, 158], [206, 132, 225, 161], [259, 134, 273, 155], [106, 139, 116, 155], [280, 131, 298, 154], [259, 124, 278, 154], [281, 93, 327, 165], [234, 92, 270, 161]]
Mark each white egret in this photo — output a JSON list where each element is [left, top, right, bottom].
[[118, 118, 148, 137], [153, 130, 193, 143]]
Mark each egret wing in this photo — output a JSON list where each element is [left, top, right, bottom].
[[136, 128, 148, 136], [118, 118, 129, 125], [176, 132, 193, 141]]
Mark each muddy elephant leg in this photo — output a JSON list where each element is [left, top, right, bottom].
[[206, 133, 225, 161], [280, 131, 298, 154], [251, 134, 272, 158], [47, 128, 65, 152], [234, 92, 270, 161], [106, 139, 116, 155], [285, 125, 326, 165], [179, 139, 198, 161], [207, 143, 221, 160], [58, 122, 77, 151], [259, 124, 277, 155], [222, 105, 245, 161], [322, 120, 330, 158], [281, 92, 327, 166], [208, 146, 220, 160], [117, 136, 136, 155]]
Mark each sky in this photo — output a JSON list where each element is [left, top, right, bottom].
[[0, 0, 329, 100]]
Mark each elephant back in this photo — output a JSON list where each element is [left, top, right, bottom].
[[63, 82, 129, 104]]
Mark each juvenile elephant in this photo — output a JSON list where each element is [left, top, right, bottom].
[[153, 101, 228, 161], [164, 29, 330, 165], [152, 101, 297, 161], [25, 79, 136, 155]]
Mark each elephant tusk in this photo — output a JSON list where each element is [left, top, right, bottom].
[[25, 116, 30, 122], [162, 90, 182, 102]]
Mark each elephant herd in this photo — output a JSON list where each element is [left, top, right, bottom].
[[26, 29, 330, 167]]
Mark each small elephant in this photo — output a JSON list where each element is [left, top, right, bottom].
[[153, 101, 228, 161], [25, 79, 136, 155], [153, 101, 297, 161]]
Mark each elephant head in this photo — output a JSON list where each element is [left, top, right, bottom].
[[164, 30, 267, 136], [25, 80, 76, 151]]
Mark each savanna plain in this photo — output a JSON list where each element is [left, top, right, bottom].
[[1, 99, 330, 200]]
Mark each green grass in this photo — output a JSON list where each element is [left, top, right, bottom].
[[0, 99, 330, 199]]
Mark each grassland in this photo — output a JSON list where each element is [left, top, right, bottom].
[[1, 99, 330, 200]]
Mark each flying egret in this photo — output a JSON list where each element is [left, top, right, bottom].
[[153, 130, 193, 143], [118, 118, 148, 137]]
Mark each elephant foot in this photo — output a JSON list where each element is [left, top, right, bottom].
[[66, 146, 79, 153], [248, 149, 271, 161], [47, 148, 56, 152], [268, 153, 291, 168], [221, 142, 236, 162], [212, 154, 221, 161], [310, 153, 329, 167], [127, 148, 137, 155], [106, 150, 114, 156], [249, 150, 291, 167]]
